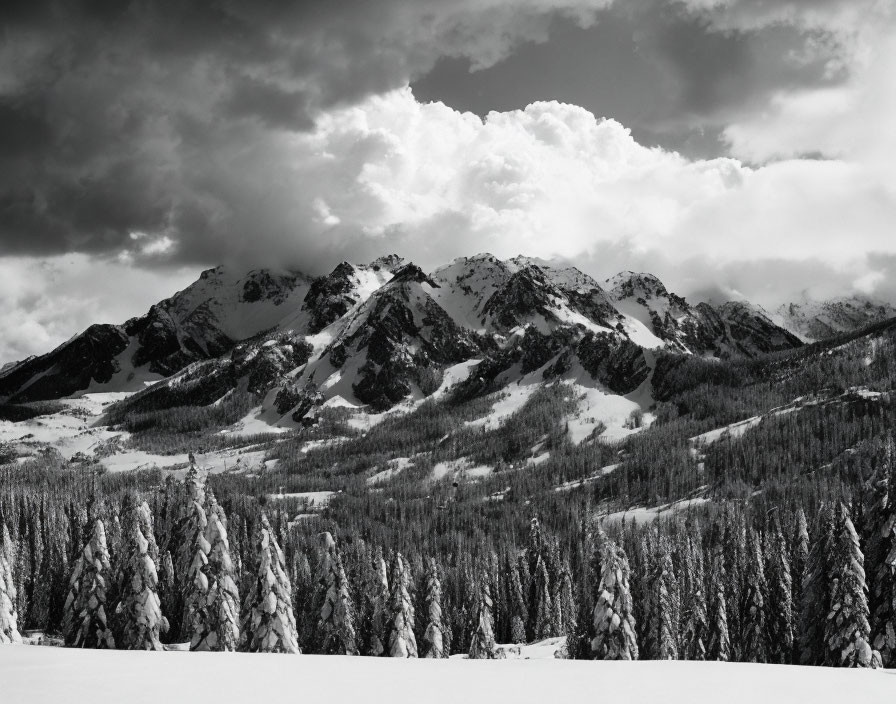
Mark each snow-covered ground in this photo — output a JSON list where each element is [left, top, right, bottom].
[[600, 496, 710, 524], [0, 392, 275, 474], [1, 645, 893, 704]]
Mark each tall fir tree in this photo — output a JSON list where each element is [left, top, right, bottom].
[[826, 504, 877, 668], [505, 554, 528, 645], [680, 532, 708, 661], [790, 509, 809, 664], [385, 552, 417, 657], [420, 557, 448, 658], [171, 464, 206, 641], [469, 571, 502, 659], [0, 523, 20, 644], [800, 504, 835, 665], [706, 524, 730, 661], [185, 501, 240, 651], [765, 521, 794, 664], [739, 530, 768, 663], [62, 519, 114, 648], [590, 532, 638, 660], [239, 514, 300, 653], [643, 537, 679, 660], [312, 532, 359, 655], [117, 501, 167, 650], [367, 548, 390, 656], [868, 449, 896, 667]]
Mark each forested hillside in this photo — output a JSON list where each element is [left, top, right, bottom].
[[2, 313, 895, 666]]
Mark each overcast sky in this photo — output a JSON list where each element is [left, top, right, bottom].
[[1, 0, 895, 363]]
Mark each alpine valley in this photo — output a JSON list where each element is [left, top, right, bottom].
[[2, 253, 896, 671]]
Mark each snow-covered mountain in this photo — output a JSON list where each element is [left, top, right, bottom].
[[774, 296, 896, 342], [0, 255, 807, 421]]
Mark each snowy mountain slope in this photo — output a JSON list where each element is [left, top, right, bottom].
[[774, 296, 896, 342], [0, 266, 314, 403], [1, 254, 804, 430], [605, 272, 803, 356]]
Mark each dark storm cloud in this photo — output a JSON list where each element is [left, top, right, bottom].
[[413, 0, 849, 158], [0, 0, 610, 268]]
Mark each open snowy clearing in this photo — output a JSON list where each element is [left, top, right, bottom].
[[1, 646, 894, 704]]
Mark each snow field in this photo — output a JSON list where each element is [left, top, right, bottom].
[[1, 645, 894, 704]]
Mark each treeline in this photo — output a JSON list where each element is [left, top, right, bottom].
[[2, 456, 894, 668]]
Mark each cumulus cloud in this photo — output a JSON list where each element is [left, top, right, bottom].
[[1, 0, 895, 363], [0, 0, 611, 260]]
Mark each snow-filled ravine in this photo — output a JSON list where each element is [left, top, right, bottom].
[[1, 645, 894, 704]]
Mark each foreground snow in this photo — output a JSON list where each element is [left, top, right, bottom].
[[1, 646, 894, 704]]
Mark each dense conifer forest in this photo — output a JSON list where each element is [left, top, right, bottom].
[[2, 319, 896, 665]]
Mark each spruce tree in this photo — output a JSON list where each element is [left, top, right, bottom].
[[826, 504, 876, 667], [62, 519, 114, 648], [239, 514, 300, 653], [590, 533, 638, 660], [800, 504, 835, 665], [868, 454, 896, 667], [421, 557, 448, 658], [185, 503, 241, 651], [706, 524, 730, 661], [469, 572, 502, 659], [118, 501, 167, 650], [0, 523, 20, 644], [312, 532, 359, 655], [765, 522, 794, 664], [790, 509, 809, 664], [505, 554, 527, 644], [385, 552, 417, 657], [171, 464, 206, 640], [740, 531, 768, 663], [368, 549, 390, 656], [644, 537, 679, 660], [532, 557, 554, 641], [680, 533, 708, 661]]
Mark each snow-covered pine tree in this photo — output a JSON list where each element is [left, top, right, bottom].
[[680, 532, 708, 661], [62, 519, 114, 648], [825, 503, 877, 667], [198, 507, 241, 651], [800, 504, 835, 665], [239, 514, 300, 653], [765, 521, 793, 664], [557, 566, 577, 638], [368, 548, 390, 656], [590, 532, 638, 660], [118, 501, 167, 650], [312, 532, 359, 655], [181, 496, 241, 652], [181, 499, 210, 648], [644, 537, 679, 660], [739, 530, 768, 663], [790, 508, 809, 664], [469, 571, 502, 659], [505, 554, 527, 645], [420, 557, 447, 658], [706, 524, 730, 661], [868, 446, 896, 667], [385, 552, 417, 657], [0, 523, 20, 644], [722, 509, 746, 659], [525, 517, 545, 639], [532, 556, 554, 641], [170, 464, 206, 640]]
